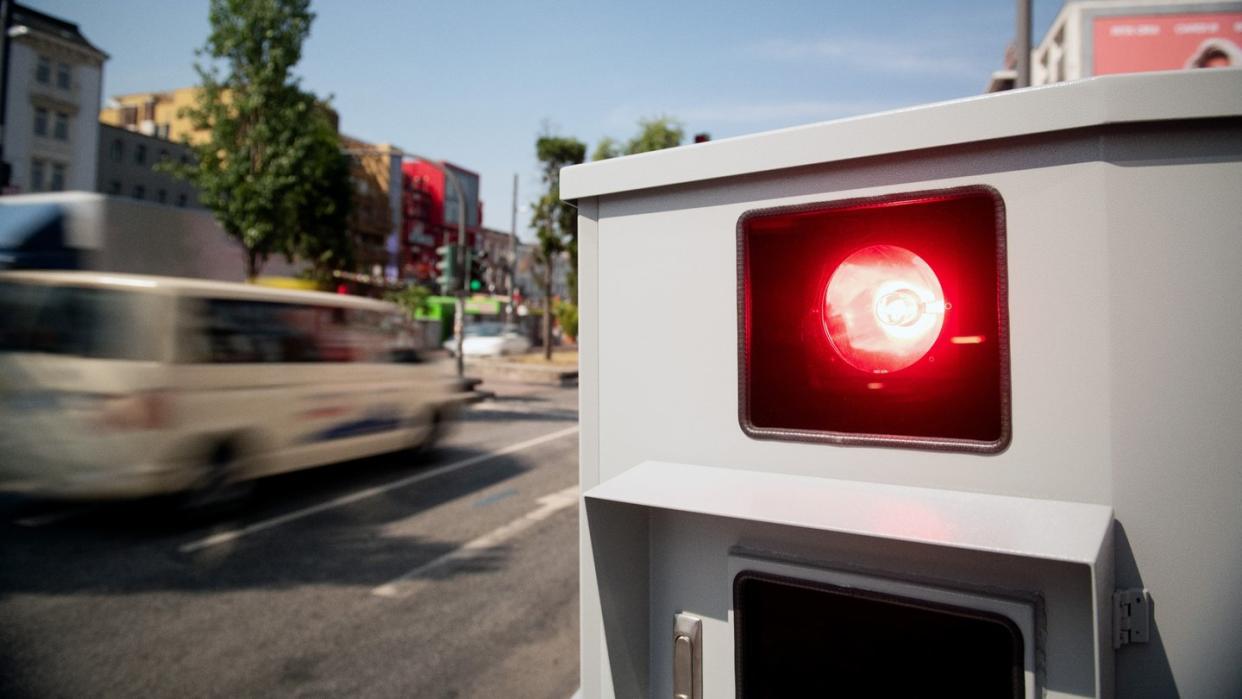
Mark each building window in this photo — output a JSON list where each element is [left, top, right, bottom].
[[158, 149, 169, 163], [56, 63, 70, 90], [50, 163, 65, 191], [30, 159, 45, 191], [109, 180, 121, 195], [53, 112, 69, 141], [132, 184, 145, 200], [33, 107, 48, 137], [157, 124, 170, 139], [157, 189, 167, 204], [176, 193, 187, 207], [122, 106, 137, 127], [110, 139, 123, 162], [142, 100, 155, 121], [135, 144, 147, 165], [35, 56, 50, 84]]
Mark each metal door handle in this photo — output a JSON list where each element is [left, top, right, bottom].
[[673, 613, 702, 699]]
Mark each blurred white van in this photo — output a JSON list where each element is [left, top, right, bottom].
[[0, 271, 460, 500]]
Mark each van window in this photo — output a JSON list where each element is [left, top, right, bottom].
[[187, 299, 320, 363], [0, 283, 156, 360], [180, 298, 413, 364]]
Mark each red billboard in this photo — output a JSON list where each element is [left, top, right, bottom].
[[1093, 12, 1242, 74]]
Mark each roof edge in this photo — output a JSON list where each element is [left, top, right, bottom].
[[561, 69, 1242, 201]]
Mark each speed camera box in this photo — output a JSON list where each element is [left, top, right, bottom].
[[564, 68, 1242, 698]]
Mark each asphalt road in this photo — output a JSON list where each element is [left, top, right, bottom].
[[0, 381, 581, 699]]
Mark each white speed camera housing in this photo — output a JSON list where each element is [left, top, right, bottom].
[[566, 69, 1242, 698]]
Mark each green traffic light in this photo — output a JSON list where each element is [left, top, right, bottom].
[[470, 279, 481, 291]]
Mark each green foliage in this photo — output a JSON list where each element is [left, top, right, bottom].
[[588, 116, 685, 165], [554, 301, 579, 342], [591, 136, 620, 161], [387, 285, 433, 319], [292, 110, 354, 274], [531, 131, 585, 359], [625, 116, 684, 154], [531, 133, 586, 303], [172, 0, 352, 279]]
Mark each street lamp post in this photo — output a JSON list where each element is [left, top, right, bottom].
[[509, 173, 518, 324]]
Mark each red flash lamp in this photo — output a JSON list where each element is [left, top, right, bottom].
[[739, 187, 1010, 452], [823, 245, 946, 374]]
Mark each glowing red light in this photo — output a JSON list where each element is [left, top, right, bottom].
[[822, 245, 946, 374]]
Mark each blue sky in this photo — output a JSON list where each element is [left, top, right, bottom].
[[31, 0, 1063, 236]]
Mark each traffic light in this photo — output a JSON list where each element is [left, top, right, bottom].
[[435, 244, 460, 293], [469, 249, 488, 293]]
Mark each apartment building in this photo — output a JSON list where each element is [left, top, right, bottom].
[[1, 2, 107, 193], [96, 123, 199, 207], [98, 86, 202, 143], [341, 134, 403, 278]]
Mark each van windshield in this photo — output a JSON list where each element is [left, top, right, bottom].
[[0, 282, 157, 360]]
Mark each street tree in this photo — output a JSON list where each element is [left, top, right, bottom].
[[625, 116, 684, 154], [531, 134, 585, 359], [590, 116, 685, 163], [175, 0, 352, 279], [291, 110, 354, 277], [591, 136, 621, 161]]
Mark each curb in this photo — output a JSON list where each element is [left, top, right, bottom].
[[465, 362, 578, 387]]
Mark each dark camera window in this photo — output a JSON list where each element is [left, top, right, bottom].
[[734, 572, 1024, 698]]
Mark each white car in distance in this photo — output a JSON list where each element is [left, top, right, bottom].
[[444, 322, 531, 357]]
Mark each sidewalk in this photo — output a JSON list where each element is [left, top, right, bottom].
[[430, 349, 579, 388], [424, 347, 578, 397], [469, 350, 579, 387]]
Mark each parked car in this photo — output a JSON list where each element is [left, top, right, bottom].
[[444, 322, 531, 357]]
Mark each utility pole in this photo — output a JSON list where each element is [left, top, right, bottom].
[[1015, 0, 1032, 88], [509, 173, 518, 324], [446, 163, 467, 379]]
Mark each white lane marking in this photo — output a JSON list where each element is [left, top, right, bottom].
[[371, 483, 578, 598], [178, 425, 580, 554], [14, 506, 94, 528]]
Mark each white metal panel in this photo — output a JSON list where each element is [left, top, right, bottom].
[[640, 508, 1104, 698], [586, 461, 1114, 565], [578, 70, 1242, 698], [1102, 142, 1242, 697], [595, 145, 1115, 503]]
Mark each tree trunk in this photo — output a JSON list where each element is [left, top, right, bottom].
[[244, 249, 264, 282], [543, 270, 554, 361]]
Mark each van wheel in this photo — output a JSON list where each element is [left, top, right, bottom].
[[409, 410, 445, 456], [180, 441, 254, 516]]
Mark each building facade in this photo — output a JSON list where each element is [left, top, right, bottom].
[[341, 134, 402, 278], [95, 123, 199, 207], [476, 226, 518, 296], [1032, 0, 1242, 85], [514, 240, 570, 307], [1, 3, 107, 193], [98, 86, 201, 143], [400, 159, 483, 284], [100, 86, 341, 145]]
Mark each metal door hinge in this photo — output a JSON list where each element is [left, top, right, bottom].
[[1112, 588, 1150, 649]]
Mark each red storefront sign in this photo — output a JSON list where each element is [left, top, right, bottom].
[[1094, 12, 1242, 74]]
